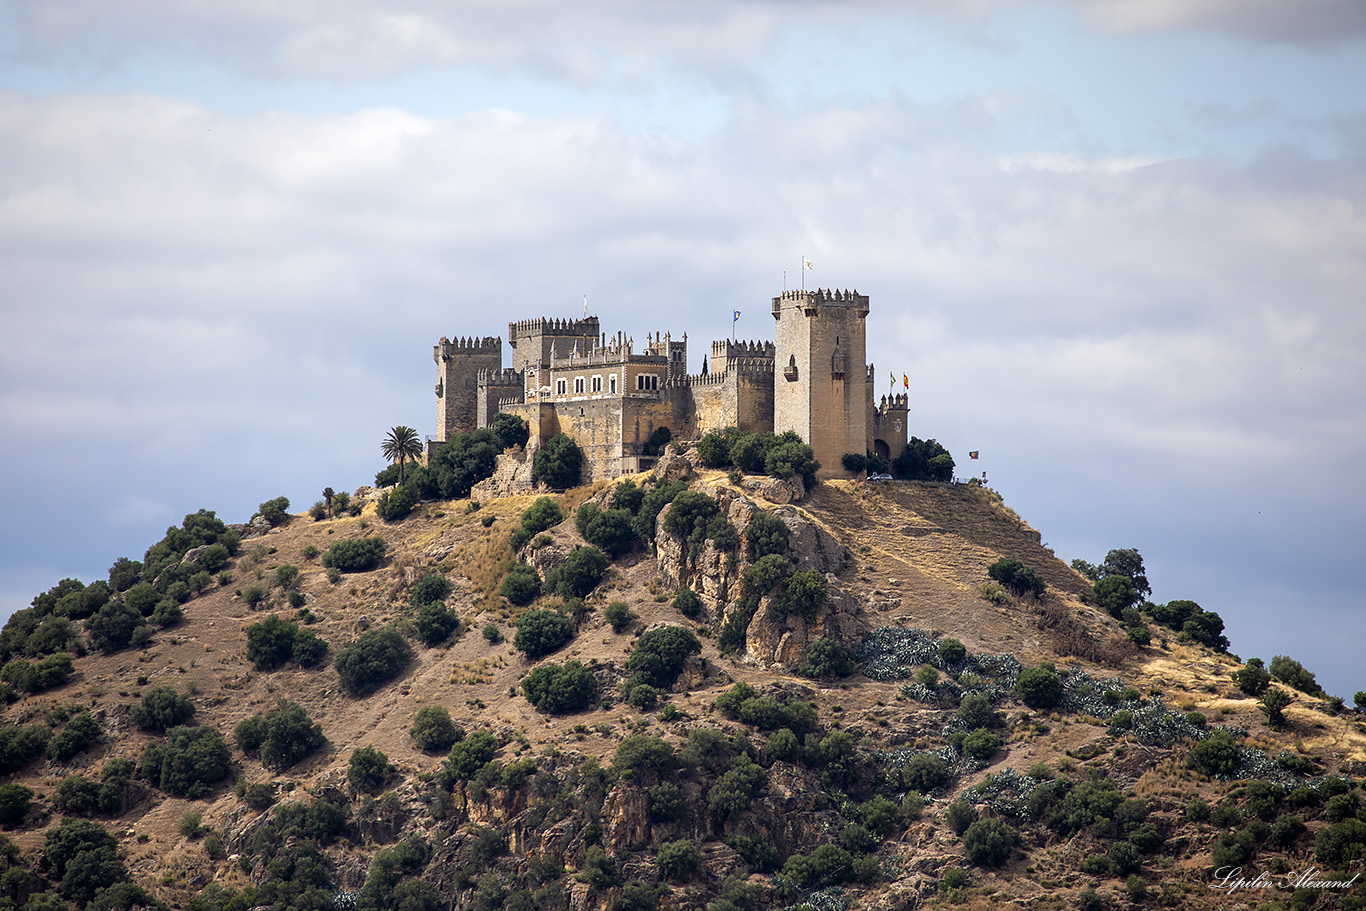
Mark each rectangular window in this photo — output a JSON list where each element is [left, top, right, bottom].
[[556, 379, 566, 396], [574, 377, 585, 394], [609, 375, 617, 394], [592, 376, 602, 393]]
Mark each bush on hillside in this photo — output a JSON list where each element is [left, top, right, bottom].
[[626, 626, 701, 691], [48, 711, 102, 762], [604, 601, 634, 633], [1016, 665, 1063, 709], [409, 573, 453, 607], [376, 484, 420, 521], [549, 546, 609, 599], [1269, 655, 1323, 696], [522, 661, 596, 714], [235, 700, 326, 772], [499, 564, 542, 605], [410, 706, 462, 754], [987, 558, 1046, 599], [532, 434, 584, 489], [0, 724, 51, 774], [256, 497, 291, 527], [414, 601, 459, 646], [347, 747, 393, 793], [745, 511, 789, 561], [962, 818, 1018, 868], [321, 537, 387, 573], [576, 504, 638, 557], [892, 437, 954, 482], [1234, 658, 1272, 696], [42, 818, 129, 904], [139, 725, 232, 797], [512, 610, 574, 659], [84, 602, 147, 653], [131, 686, 196, 732], [335, 627, 413, 696], [445, 730, 497, 781], [491, 412, 530, 450], [802, 637, 855, 679]]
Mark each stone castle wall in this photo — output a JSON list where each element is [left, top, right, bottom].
[[434, 336, 503, 441]]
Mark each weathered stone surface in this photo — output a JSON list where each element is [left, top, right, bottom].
[[651, 450, 694, 483], [776, 505, 846, 574], [471, 446, 539, 500], [742, 473, 805, 504]]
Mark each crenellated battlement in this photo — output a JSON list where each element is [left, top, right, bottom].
[[710, 339, 775, 359], [435, 335, 502, 359], [876, 393, 909, 410], [477, 367, 524, 385], [508, 316, 601, 338], [771, 288, 869, 310]]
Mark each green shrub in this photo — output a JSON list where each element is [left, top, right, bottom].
[[347, 747, 392, 793], [745, 512, 790, 561], [672, 587, 701, 619], [577, 505, 637, 558], [131, 686, 196, 732], [522, 661, 596, 714], [891, 437, 954, 482], [961, 728, 1003, 760], [781, 569, 827, 620], [48, 711, 101, 762], [938, 637, 967, 664], [801, 636, 855, 679], [42, 818, 127, 904], [409, 573, 453, 607], [1187, 729, 1241, 777], [235, 700, 325, 772], [335, 627, 414, 696], [499, 564, 542, 605], [256, 497, 291, 527], [627, 683, 659, 710], [52, 774, 100, 816], [1016, 664, 1063, 708], [84, 602, 146, 653], [1269, 655, 1323, 695], [513, 609, 573, 658], [290, 629, 328, 667], [1233, 657, 1271, 696], [604, 601, 634, 633], [612, 735, 675, 777], [238, 781, 276, 810], [321, 537, 387, 573], [988, 558, 1046, 599], [0, 783, 33, 828], [376, 484, 419, 521], [626, 626, 701, 690], [178, 810, 206, 839], [491, 412, 530, 450], [945, 799, 978, 836], [410, 706, 462, 753], [841, 452, 867, 473], [656, 840, 701, 881], [482, 623, 501, 643], [244, 614, 302, 669], [962, 818, 1018, 868], [139, 725, 232, 797], [445, 729, 497, 781], [0, 723, 50, 775], [414, 601, 459, 646], [532, 434, 584, 489], [521, 497, 565, 537], [551, 546, 609, 599]]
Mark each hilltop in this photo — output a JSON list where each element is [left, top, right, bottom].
[[2, 448, 1365, 911]]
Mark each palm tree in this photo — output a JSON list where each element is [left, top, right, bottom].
[[381, 426, 423, 485], [322, 487, 336, 518]]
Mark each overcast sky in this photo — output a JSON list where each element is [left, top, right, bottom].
[[2, 1, 1363, 698]]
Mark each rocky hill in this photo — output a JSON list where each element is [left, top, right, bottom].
[[2, 448, 1365, 911]]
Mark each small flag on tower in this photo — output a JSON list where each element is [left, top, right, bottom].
[[802, 257, 814, 270], [902, 373, 909, 390], [969, 451, 979, 460], [733, 310, 741, 323]]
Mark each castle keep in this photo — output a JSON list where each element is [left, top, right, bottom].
[[433, 289, 908, 481]]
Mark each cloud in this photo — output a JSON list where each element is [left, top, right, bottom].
[[1076, 0, 1366, 45]]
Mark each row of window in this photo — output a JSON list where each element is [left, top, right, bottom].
[[549, 373, 660, 396]]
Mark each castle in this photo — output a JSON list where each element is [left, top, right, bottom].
[[432, 288, 908, 481]]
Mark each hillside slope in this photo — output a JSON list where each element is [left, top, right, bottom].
[[1, 458, 1364, 911]]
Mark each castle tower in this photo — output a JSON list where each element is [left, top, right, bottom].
[[772, 288, 870, 477], [507, 316, 601, 373], [433, 336, 503, 442]]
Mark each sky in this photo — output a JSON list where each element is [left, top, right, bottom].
[[1, 1, 1363, 698]]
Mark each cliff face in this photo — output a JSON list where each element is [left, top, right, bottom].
[[2, 459, 1363, 911]]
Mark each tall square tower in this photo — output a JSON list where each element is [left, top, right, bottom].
[[772, 288, 870, 477]]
